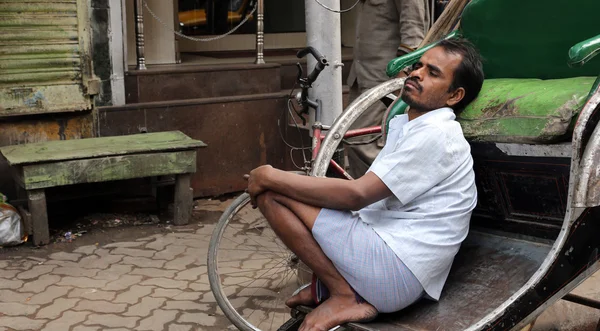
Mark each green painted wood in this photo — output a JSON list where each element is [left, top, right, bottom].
[[21, 150, 197, 190], [0, 131, 206, 166]]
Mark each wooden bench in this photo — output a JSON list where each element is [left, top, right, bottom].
[[0, 131, 206, 246]]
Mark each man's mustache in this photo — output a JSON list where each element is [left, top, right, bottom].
[[405, 77, 422, 92]]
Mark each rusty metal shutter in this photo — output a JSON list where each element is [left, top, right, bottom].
[[0, 0, 99, 117]]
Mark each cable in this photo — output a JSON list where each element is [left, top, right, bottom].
[[312, 0, 361, 13]]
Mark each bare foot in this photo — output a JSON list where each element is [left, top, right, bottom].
[[286, 285, 314, 308], [299, 294, 378, 331]]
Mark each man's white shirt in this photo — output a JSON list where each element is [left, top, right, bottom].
[[361, 107, 477, 300]]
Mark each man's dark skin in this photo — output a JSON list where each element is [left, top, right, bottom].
[[244, 46, 467, 331]]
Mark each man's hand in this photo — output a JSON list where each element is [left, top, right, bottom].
[[243, 165, 274, 208]]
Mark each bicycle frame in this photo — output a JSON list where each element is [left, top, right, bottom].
[[309, 101, 382, 180], [311, 124, 382, 180]]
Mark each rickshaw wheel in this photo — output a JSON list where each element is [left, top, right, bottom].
[[208, 78, 405, 331], [208, 193, 312, 331]]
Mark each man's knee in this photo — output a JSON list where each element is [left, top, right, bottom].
[[256, 190, 278, 210]]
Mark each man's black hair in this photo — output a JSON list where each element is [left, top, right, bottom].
[[437, 38, 484, 113]]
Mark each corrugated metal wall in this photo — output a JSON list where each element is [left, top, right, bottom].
[[0, 0, 98, 116]]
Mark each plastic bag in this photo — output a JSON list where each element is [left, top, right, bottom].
[[0, 193, 25, 246]]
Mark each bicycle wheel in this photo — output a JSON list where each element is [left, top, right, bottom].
[[208, 77, 406, 331], [208, 193, 311, 331], [312, 77, 406, 177]]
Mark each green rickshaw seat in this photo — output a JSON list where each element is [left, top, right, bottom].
[[384, 0, 600, 144], [458, 77, 595, 143]]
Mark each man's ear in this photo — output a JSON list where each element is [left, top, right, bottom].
[[446, 87, 465, 107]]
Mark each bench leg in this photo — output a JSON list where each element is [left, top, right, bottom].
[[27, 190, 49, 246], [173, 174, 193, 225]]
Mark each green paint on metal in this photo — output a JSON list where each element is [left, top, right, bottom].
[[385, 99, 409, 132], [0, 131, 207, 166], [460, 0, 600, 79], [569, 34, 600, 67], [457, 77, 596, 142], [386, 31, 461, 78], [21, 151, 197, 190]]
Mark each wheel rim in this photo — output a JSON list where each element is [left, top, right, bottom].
[[208, 194, 312, 331]]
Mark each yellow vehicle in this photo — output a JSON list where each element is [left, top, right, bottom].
[[178, 0, 254, 29]]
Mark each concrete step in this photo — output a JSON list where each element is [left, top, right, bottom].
[[125, 63, 282, 103]]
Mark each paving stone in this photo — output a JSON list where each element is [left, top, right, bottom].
[[16, 265, 56, 280], [27, 257, 47, 263], [123, 297, 166, 317], [199, 292, 215, 303], [0, 261, 8, 268], [175, 266, 206, 281], [28, 285, 70, 305], [140, 278, 188, 289], [74, 299, 127, 313], [188, 282, 211, 292], [163, 255, 196, 271], [104, 241, 145, 248], [57, 276, 108, 288], [5, 260, 36, 271], [0, 302, 39, 316], [168, 324, 192, 331], [0, 316, 47, 330], [122, 256, 166, 269], [0, 289, 32, 303], [129, 268, 176, 278], [73, 245, 98, 255], [167, 232, 200, 240], [78, 254, 124, 269], [112, 247, 155, 258], [194, 224, 216, 235], [137, 234, 164, 242], [136, 309, 178, 331], [36, 298, 79, 319], [177, 239, 209, 250], [0, 269, 19, 278], [114, 285, 154, 304], [163, 300, 209, 311], [52, 267, 100, 278], [18, 274, 61, 293], [44, 260, 79, 267], [151, 288, 183, 299], [72, 326, 100, 331], [94, 248, 111, 256], [178, 312, 217, 326], [0, 278, 23, 289], [173, 291, 202, 301], [48, 252, 81, 262], [144, 237, 177, 251], [104, 275, 143, 291], [43, 311, 89, 331], [84, 313, 139, 328], [69, 288, 116, 301], [95, 264, 133, 281], [153, 245, 188, 260]]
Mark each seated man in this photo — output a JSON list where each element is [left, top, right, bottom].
[[245, 38, 484, 331]]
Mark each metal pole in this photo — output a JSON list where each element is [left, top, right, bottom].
[[304, 0, 343, 126], [134, 0, 147, 70], [255, 0, 265, 64]]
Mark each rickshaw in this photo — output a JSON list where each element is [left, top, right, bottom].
[[207, 0, 600, 329]]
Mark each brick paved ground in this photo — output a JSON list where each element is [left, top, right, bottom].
[[0, 196, 598, 331]]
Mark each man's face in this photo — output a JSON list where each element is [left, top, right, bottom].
[[401, 46, 464, 112]]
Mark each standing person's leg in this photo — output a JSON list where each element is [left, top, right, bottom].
[[345, 83, 387, 178], [256, 191, 378, 330]]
